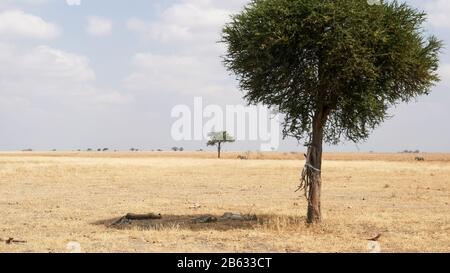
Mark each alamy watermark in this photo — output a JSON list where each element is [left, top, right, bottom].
[[171, 97, 281, 151]]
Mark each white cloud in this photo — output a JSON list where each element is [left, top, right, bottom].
[[86, 16, 113, 36], [124, 0, 247, 98], [124, 53, 232, 96], [0, 44, 94, 95], [0, 43, 132, 107], [92, 90, 134, 105], [126, 17, 192, 43], [0, 0, 52, 7], [66, 0, 81, 6], [424, 0, 450, 28], [437, 63, 450, 87], [0, 9, 59, 39], [126, 0, 245, 45]]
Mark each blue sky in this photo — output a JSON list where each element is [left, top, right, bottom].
[[0, 0, 449, 152]]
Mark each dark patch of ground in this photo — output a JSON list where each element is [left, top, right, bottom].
[[93, 213, 262, 231]]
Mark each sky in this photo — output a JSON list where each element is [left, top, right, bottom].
[[0, 0, 449, 152]]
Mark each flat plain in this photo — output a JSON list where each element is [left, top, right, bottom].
[[0, 151, 449, 253]]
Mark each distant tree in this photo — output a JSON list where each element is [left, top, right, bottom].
[[207, 131, 235, 159], [157, 149, 163, 152], [171, 147, 179, 152], [179, 147, 184, 152], [222, 0, 441, 223], [87, 148, 93, 152], [130, 148, 136, 152], [97, 149, 101, 152], [103, 148, 109, 152]]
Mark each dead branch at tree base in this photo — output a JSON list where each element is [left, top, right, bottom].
[[109, 213, 162, 226], [1, 238, 27, 244], [125, 213, 162, 220]]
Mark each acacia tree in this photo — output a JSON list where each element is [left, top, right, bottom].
[[222, 0, 442, 223], [207, 131, 235, 158]]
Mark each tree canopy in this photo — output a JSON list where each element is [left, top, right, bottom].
[[207, 131, 235, 147], [222, 0, 442, 145], [207, 131, 235, 158]]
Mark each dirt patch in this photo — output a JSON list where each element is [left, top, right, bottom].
[[95, 213, 261, 231]]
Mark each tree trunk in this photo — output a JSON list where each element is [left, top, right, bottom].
[[307, 110, 326, 224], [218, 142, 221, 159]]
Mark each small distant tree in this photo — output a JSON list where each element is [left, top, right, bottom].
[[171, 147, 179, 152], [207, 131, 235, 159], [222, 0, 442, 223], [179, 147, 184, 152], [97, 148, 101, 152], [103, 148, 109, 152]]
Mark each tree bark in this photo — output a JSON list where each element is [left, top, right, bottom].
[[307, 109, 327, 224], [125, 213, 162, 220]]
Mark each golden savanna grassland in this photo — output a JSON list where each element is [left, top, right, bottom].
[[0, 152, 449, 253]]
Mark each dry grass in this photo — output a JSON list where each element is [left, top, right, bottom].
[[0, 152, 449, 253]]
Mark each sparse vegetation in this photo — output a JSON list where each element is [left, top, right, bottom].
[[0, 151, 449, 253], [401, 150, 421, 154]]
